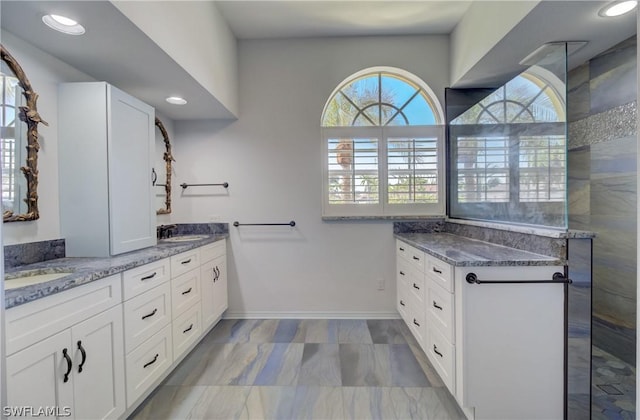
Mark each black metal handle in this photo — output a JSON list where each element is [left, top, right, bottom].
[[432, 267, 443, 274], [151, 168, 157, 186], [413, 283, 420, 290], [143, 354, 159, 369], [183, 324, 193, 334], [399, 247, 405, 251], [465, 272, 572, 285], [142, 308, 158, 320], [62, 348, 72, 383], [215, 266, 220, 281], [413, 256, 420, 261], [399, 300, 405, 306], [141, 272, 157, 281], [180, 182, 229, 189], [233, 221, 296, 227], [181, 259, 192, 265], [433, 345, 443, 358], [182, 287, 192, 295], [399, 271, 405, 276], [433, 301, 443, 310], [77, 341, 86, 373], [413, 319, 420, 327]]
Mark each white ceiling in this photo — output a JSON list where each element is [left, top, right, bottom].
[[214, 1, 473, 39], [0, 1, 637, 120]]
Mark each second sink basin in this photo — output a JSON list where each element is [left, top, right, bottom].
[[5, 270, 74, 290], [160, 234, 209, 243]]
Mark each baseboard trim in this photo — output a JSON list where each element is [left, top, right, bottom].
[[224, 311, 401, 320]]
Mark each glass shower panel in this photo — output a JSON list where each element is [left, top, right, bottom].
[[448, 44, 568, 229]]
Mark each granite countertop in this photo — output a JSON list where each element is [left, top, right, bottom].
[[5, 234, 228, 309], [394, 232, 562, 267]]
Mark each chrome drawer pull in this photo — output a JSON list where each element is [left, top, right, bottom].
[[141, 308, 158, 320], [433, 345, 443, 358], [181, 259, 192, 265], [413, 319, 420, 327], [141, 272, 157, 281], [143, 354, 159, 369], [432, 267, 443, 274], [413, 283, 420, 290], [181, 287, 192, 295], [433, 301, 443, 310]]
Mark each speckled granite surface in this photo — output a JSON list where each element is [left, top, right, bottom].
[[4, 239, 66, 269], [5, 234, 228, 309], [394, 232, 562, 267]]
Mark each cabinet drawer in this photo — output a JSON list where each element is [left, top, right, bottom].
[[396, 240, 425, 272], [123, 283, 171, 353], [170, 250, 200, 278], [125, 324, 173, 405], [171, 269, 201, 318], [406, 293, 427, 349], [427, 326, 455, 393], [396, 280, 409, 322], [199, 240, 226, 264], [122, 258, 170, 301], [427, 280, 455, 344], [426, 256, 453, 293], [6, 275, 122, 356], [407, 270, 425, 304], [172, 305, 202, 361]]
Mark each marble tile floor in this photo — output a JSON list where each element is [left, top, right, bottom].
[[130, 319, 467, 420], [592, 346, 636, 420]]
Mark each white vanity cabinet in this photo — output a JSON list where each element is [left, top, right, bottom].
[[200, 240, 228, 330], [396, 238, 565, 420], [6, 275, 125, 420], [58, 82, 156, 257]]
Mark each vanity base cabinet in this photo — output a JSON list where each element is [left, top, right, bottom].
[[200, 240, 228, 330], [6, 304, 126, 420]]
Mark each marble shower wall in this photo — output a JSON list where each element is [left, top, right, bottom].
[[567, 36, 637, 365]]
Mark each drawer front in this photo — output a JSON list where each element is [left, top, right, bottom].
[[407, 269, 425, 305], [6, 275, 122, 356], [397, 240, 425, 272], [171, 269, 201, 318], [199, 240, 226, 264], [427, 326, 455, 393], [170, 250, 200, 278], [427, 281, 455, 344], [124, 282, 171, 353], [122, 258, 171, 301], [406, 293, 427, 350], [426, 255, 454, 293], [125, 325, 173, 405], [172, 305, 202, 361]]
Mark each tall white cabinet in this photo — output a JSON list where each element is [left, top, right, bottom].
[[58, 82, 156, 257]]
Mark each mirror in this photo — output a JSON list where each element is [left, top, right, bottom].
[[0, 44, 47, 222], [154, 117, 174, 214]]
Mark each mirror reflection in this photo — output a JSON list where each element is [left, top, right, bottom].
[[154, 117, 174, 214], [0, 44, 47, 222]]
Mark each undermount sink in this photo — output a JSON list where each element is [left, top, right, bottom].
[[160, 234, 209, 243], [5, 270, 74, 290]]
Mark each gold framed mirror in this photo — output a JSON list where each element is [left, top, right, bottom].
[[1, 44, 47, 222], [155, 117, 174, 214]]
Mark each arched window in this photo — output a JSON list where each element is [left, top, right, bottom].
[[321, 67, 444, 217]]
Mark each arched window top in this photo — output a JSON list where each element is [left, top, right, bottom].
[[322, 67, 444, 127], [451, 68, 566, 125]]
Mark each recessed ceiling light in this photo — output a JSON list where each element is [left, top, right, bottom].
[[42, 14, 85, 35], [599, 0, 637, 17], [166, 96, 187, 105]]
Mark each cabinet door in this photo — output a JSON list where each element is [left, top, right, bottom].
[[212, 255, 228, 321], [200, 259, 217, 330], [107, 85, 156, 255], [71, 306, 125, 420], [6, 330, 75, 419]]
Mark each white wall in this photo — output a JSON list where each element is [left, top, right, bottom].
[[112, 1, 239, 117], [1, 31, 94, 246], [170, 36, 450, 317]]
